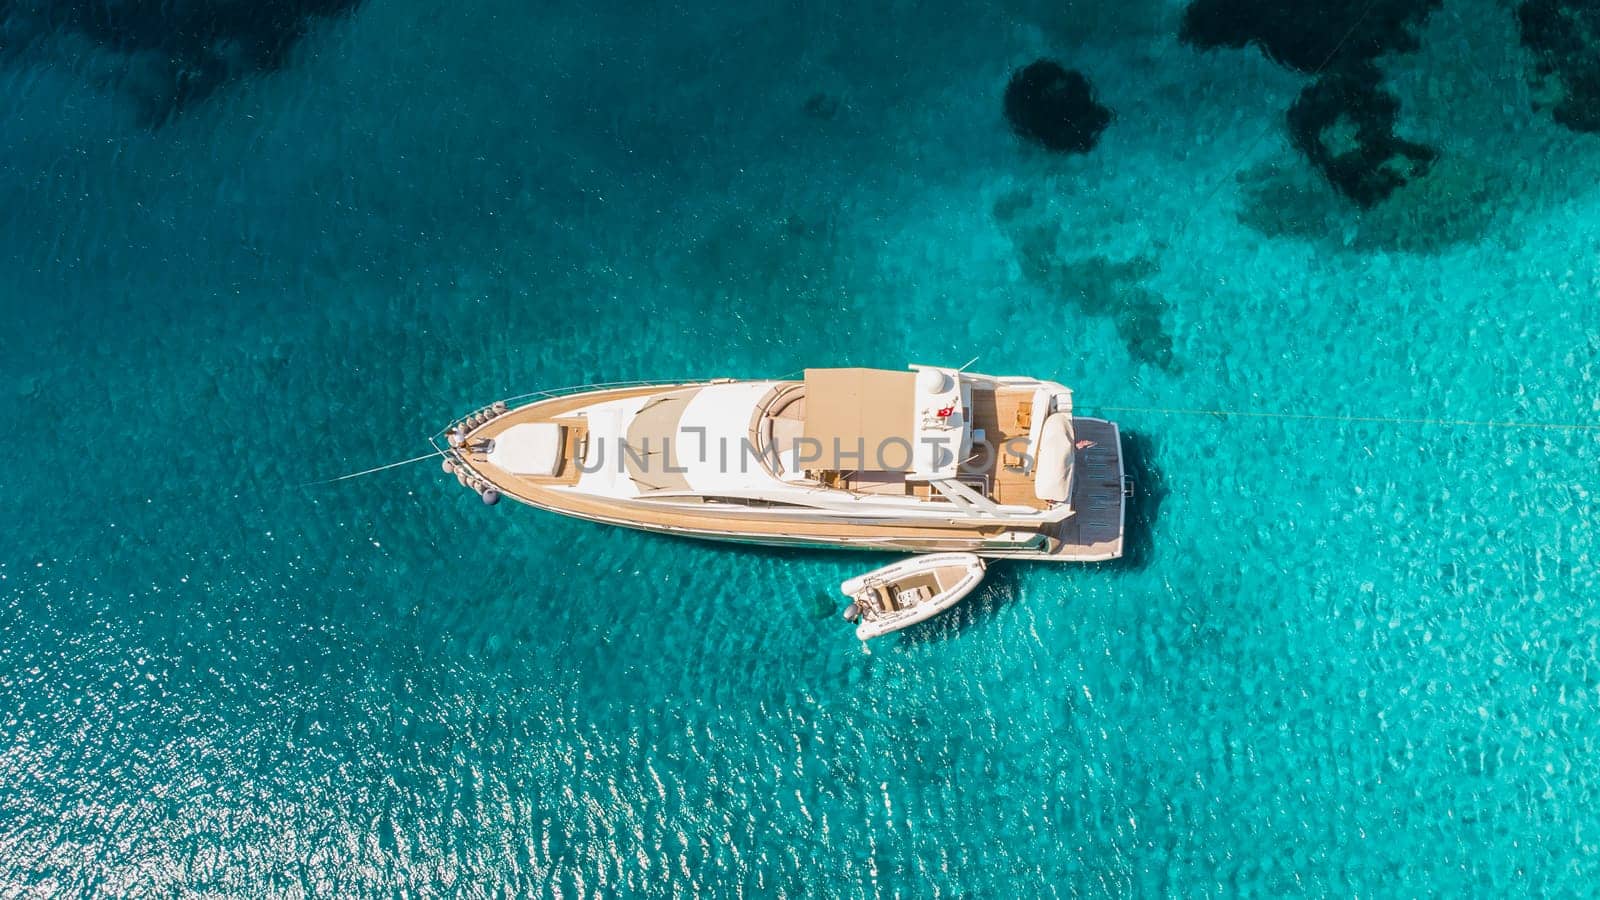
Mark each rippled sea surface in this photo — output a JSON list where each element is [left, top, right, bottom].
[[3, 0, 1599, 894]]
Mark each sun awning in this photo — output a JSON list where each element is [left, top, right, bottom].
[[623, 389, 696, 492], [801, 368, 916, 470]]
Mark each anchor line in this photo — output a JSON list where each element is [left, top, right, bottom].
[[1081, 405, 1600, 432], [306, 450, 445, 486]]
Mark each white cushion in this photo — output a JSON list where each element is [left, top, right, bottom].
[[583, 410, 623, 469], [1033, 413, 1072, 502], [770, 417, 804, 472], [488, 423, 565, 476], [1022, 386, 1054, 474]]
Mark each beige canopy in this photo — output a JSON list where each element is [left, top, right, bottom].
[[801, 368, 916, 470]]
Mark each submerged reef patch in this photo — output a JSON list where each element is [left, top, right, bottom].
[[1286, 63, 1437, 209], [993, 189, 1175, 370], [802, 92, 842, 121], [1235, 155, 1506, 254], [0, 0, 363, 123], [1517, 0, 1600, 133], [1179, 0, 1441, 207], [1002, 60, 1112, 154], [1179, 0, 1440, 73]]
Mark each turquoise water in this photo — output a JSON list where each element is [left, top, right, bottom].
[[3, 0, 1600, 894]]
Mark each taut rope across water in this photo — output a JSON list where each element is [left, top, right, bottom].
[[307, 450, 445, 486], [1084, 405, 1600, 432]]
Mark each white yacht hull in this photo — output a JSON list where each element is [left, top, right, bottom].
[[438, 371, 1127, 562]]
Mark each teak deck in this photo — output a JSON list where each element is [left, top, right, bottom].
[[446, 382, 1125, 561]]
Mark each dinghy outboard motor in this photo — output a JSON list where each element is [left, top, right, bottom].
[[842, 601, 861, 622]]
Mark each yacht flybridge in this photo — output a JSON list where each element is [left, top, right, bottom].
[[436, 365, 1127, 561]]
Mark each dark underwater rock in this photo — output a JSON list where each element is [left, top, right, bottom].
[[1003, 60, 1112, 154], [1517, 0, 1600, 133], [1286, 64, 1437, 208], [1179, 0, 1441, 205], [802, 92, 841, 121], [1111, 430, 1168, 571], [1179, 0, 1441, 72], [0, 0, 363, 123]]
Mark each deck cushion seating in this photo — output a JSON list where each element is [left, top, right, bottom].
[[770, 417, 804, 471], [1033, 412, 1072, 502], [1021, 386, 1054, 474], [488, 423, 566, 476]]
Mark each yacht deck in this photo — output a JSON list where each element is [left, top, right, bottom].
[[963, 385, 1045, 509]]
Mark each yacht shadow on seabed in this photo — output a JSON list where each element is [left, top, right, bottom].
[[1102, 429, 1167, 574]]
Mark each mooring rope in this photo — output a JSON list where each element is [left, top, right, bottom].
[[1083, 405, 1600, 432], [306, 449, 445, 486]]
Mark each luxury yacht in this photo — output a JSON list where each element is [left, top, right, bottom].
[[436, 365, 1127, 560]]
